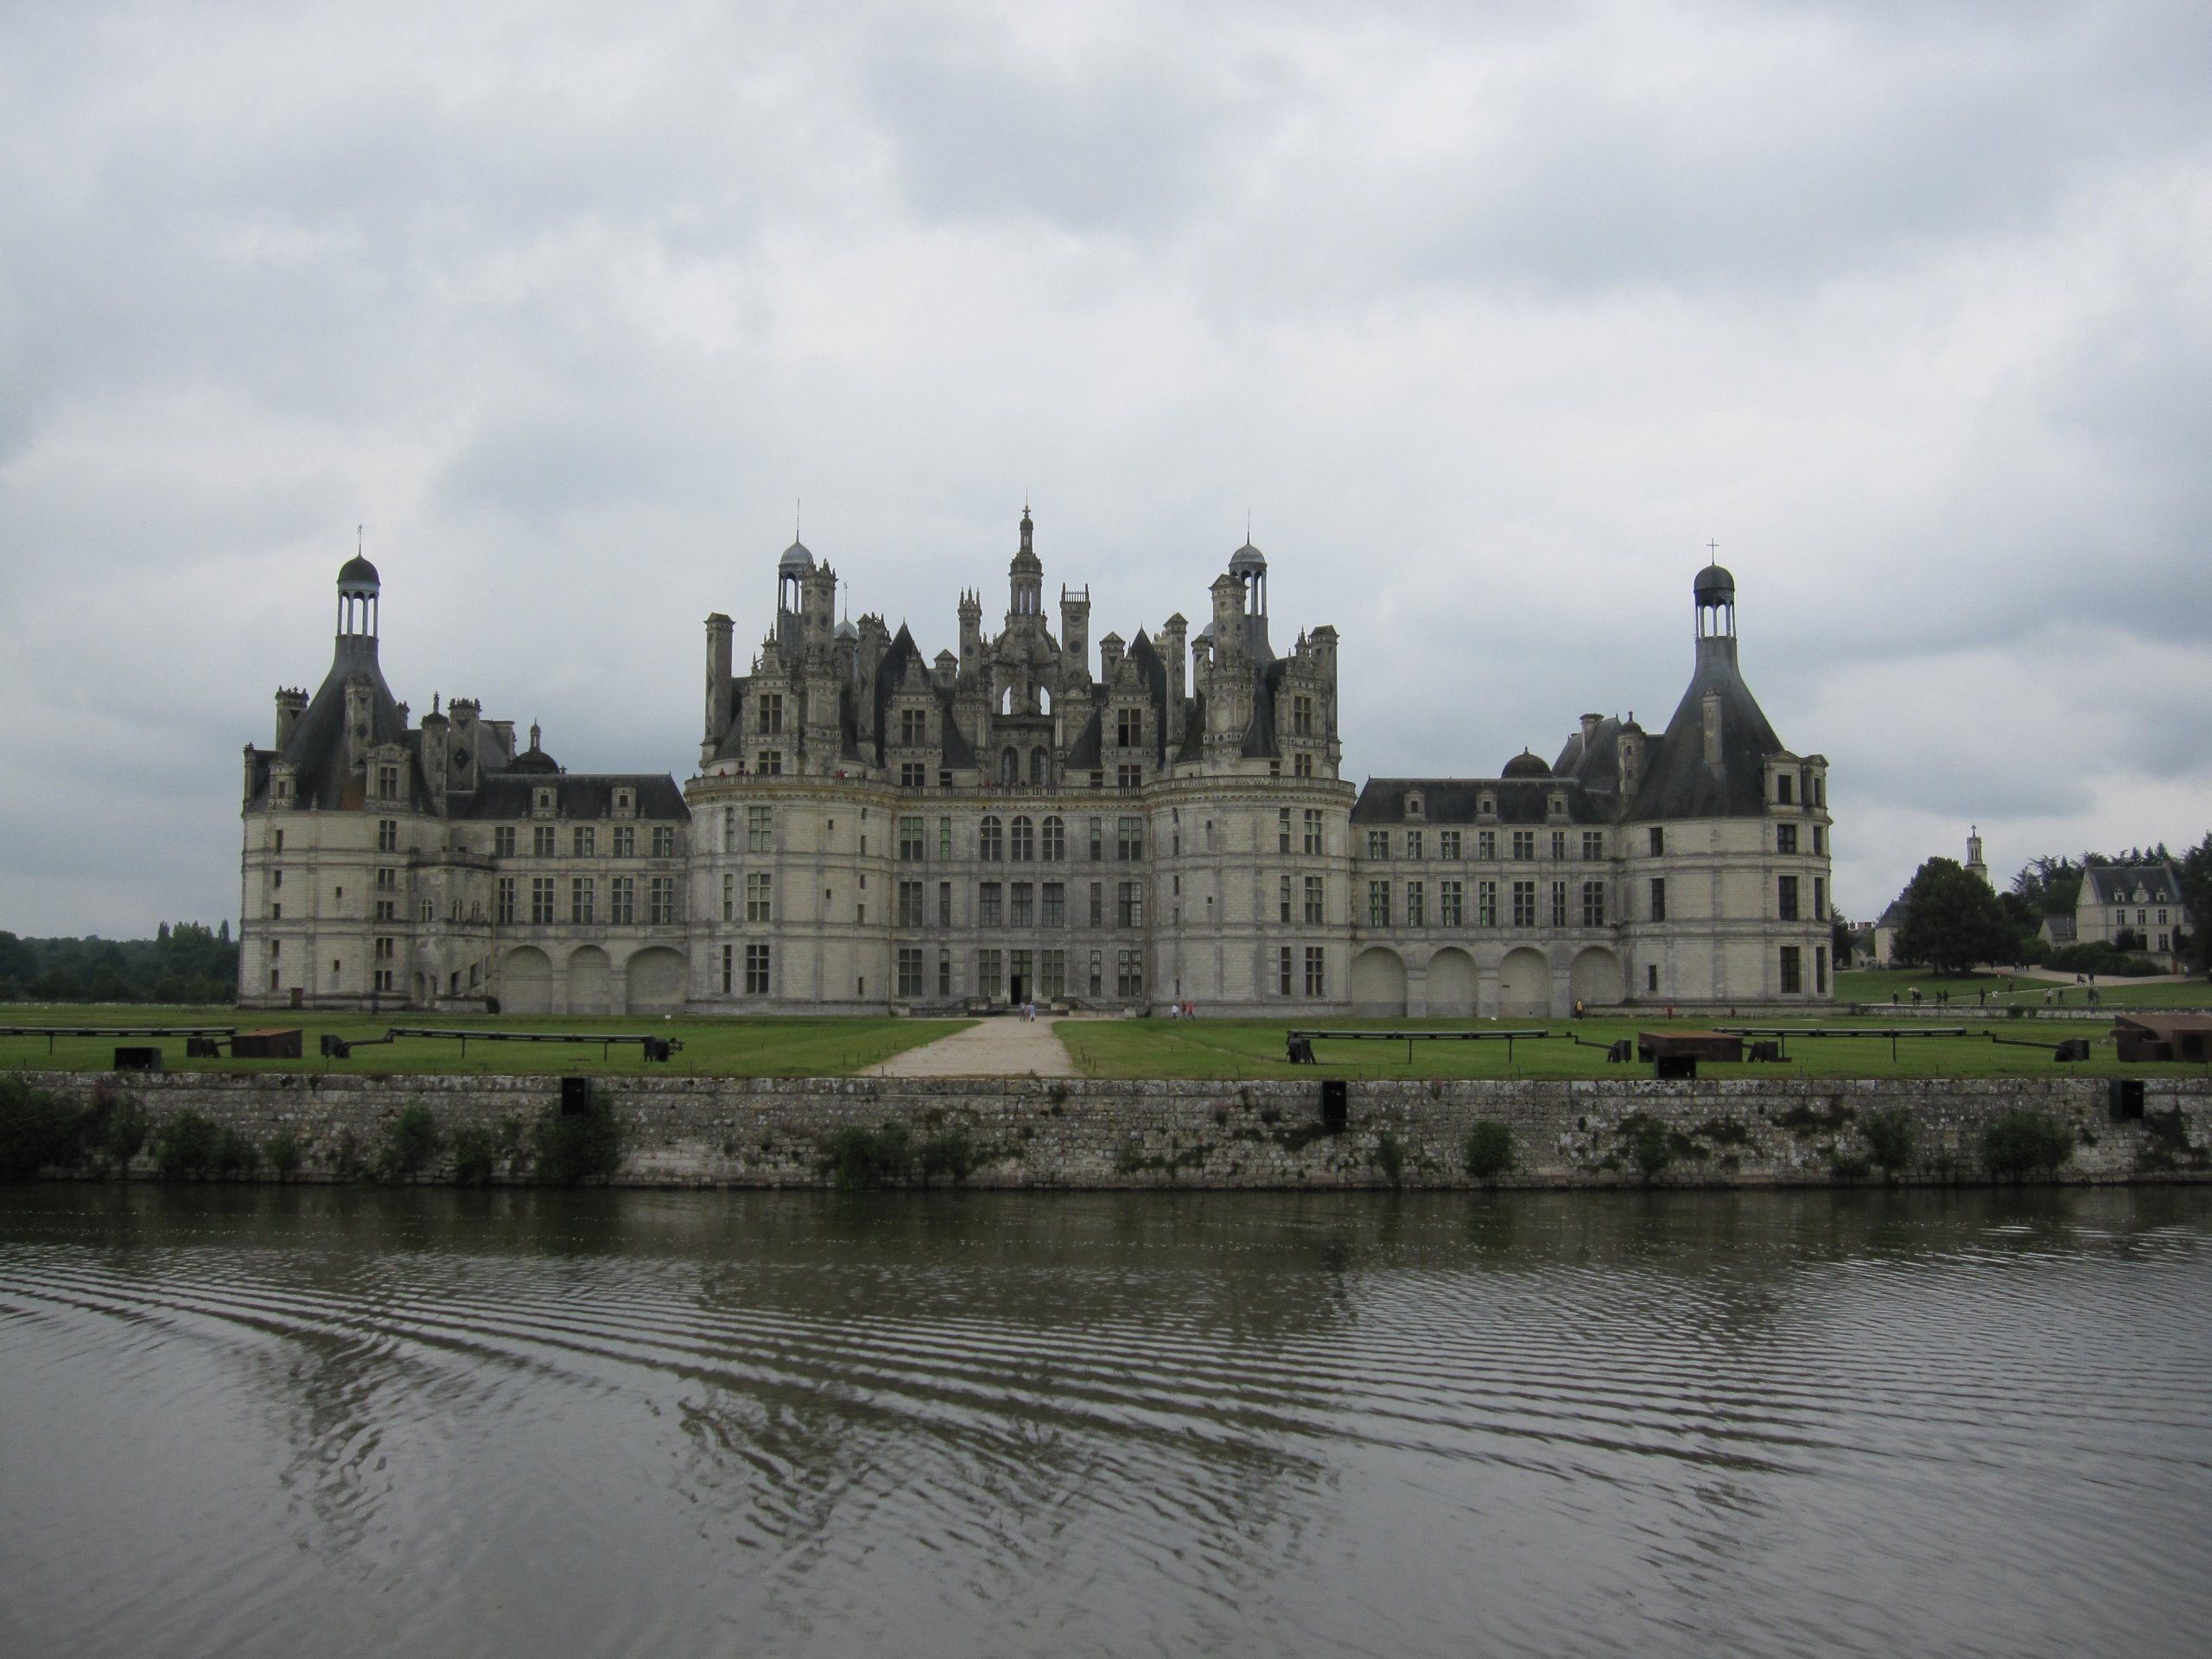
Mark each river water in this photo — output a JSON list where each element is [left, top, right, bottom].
[[3, 1185, 2209, 1658]]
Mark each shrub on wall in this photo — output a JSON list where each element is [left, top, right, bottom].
[[0, 1077, 81, 1179], [1464, 1121, 1516, 1180], [451, 1125, 499, 1185], [825, 1122, 914, 1189], [533, 1096, 622, 1185], [382, 1101, 443, 1180], [153, 1111, 222, 1178], [264, 1131, 302, 1181], [1983, 1110, 2075, 1181], [1860, 1108, 1918, 1179]]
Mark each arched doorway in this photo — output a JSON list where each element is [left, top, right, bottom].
[[1351, 947, 1407, 1017], [502, 946, 553, 1014], [1427, 947, 1478, 1018], [1498, 947, 1551, 1019], [567, 945, 613, 1015], [624, 947, 689, 1013], [1569, 947, 1623, 1010]]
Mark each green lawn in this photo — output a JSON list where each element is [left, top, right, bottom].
[[1835, 968, 2212, 1009], [1058, 1013, 2212, 1083], [0, 1005, 971, 1077]]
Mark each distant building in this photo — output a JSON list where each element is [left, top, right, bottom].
[[238, 527, 1837, 1015], [2075, 861, 2190, 969]]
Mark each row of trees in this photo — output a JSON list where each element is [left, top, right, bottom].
[[1885, 833, 2211, 976], [0, 923, 238, 1005]]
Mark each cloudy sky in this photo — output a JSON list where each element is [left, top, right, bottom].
[[3, 0, 2209, 937]]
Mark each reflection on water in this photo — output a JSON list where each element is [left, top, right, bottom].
[[3, 1186, 2210, 1658]]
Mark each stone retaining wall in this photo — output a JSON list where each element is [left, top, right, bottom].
[[16, 1071, 2212, 1188]]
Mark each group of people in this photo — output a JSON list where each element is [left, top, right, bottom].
[[1165, 1001, 1198, 1020]]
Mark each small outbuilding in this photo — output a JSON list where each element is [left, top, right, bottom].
[[2112, 1015, 2212, 1064], [231, 1028, 304, 1059], [1637, 1031, 1745, 1064]]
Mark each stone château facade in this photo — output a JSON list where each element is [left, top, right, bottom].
[[238, 518, 1834, 1016]]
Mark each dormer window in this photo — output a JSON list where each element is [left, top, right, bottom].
[[1777, 774, 1794, 805], [615, 789, 633, 815], [535, 787, 554, 812], [1548, 794, 1567, 820], [1478, 794, 1497, 819], [1406, 793, 1424, 820]]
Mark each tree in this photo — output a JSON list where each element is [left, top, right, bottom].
[[2179, 832, 2212, 977], [1830, 916, 1853, 969], [2012, 855, 2085, 918], [1895, 857, 2018, 974]]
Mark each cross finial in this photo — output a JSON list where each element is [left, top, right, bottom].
[[1707, 538, 1719, 557]]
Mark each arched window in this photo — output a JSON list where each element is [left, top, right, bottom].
[[1030, 747, 1051, 785], [1000, 747, 1018, 785], [979, 816, 1003, 860], [1000, 686, 1013, 715], [1039, 686, 1052, 715], [1041, 816, 1065, 860], [1011, 816, 1035, 860]]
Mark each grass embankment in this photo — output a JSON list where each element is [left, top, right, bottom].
[[0, 1005, 970, 1078], [1057, 1014, 2212, 1083], [1835, 969, 2212, 1008]]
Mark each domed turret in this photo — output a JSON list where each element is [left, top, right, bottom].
[[335, 550, 380, 642], [1694, 563, 1734, 608], [1228, 537, 1268, 619], [509, 720, 560, 774], [338, 554, 380, 594], [779, 540, 815, 576], [1502, 749, 1550, 779]]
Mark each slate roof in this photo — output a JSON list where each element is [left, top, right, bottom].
[[459, 772, 689, 821], [1351, 779, 1606, 826], [1624, 635, 1786, 822], [2083, 865, 2183, 906]]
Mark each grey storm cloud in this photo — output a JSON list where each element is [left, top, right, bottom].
[[2, 0, 2210, 938]]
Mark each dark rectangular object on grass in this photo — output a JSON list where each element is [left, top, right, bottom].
[[2113, 1015, 2212, 1064], [1638, 1031, 1744, 1064], [232, 1028, 302, 1059], [2054, 1039, 2090, 1062], [113, 1046, 162, 1071], [1654, 1054, 1698, 1080]]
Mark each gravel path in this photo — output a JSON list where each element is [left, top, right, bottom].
[[866, 1014, 1078, 1077]]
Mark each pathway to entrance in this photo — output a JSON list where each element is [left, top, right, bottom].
[[866, 1014, 1078, 1078]]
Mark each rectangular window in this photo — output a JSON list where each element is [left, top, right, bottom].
[[1778, 875, 1800, 921], [1116, 707, 1142, 747], [1043, 882, 1065, 927], [1440, 880, 1464, 926], [1511, 880, 1537, 927], [898, 880, 925, 928], [1406, 830, 1423, 860], [376, 764, 399, 799], [1478, 830, 1497, 861], [747, 873, 771, 923], [1549, 881, 1567, 926], [938, 816, 953, 860], [613, 825, 635, 857], [938, 950, 952, 997], [1012, 882, 1034, 926], [721, 873, 735, 922], [1582, 830, 1604, 861], [1815, 946, 1828, 995], [1117, 762, 1142, 790], [721, 944, 734, 995], [1303, 810, 1323, 855], [1116, 949, 1144, 997], [1368, 830, 1389, 860], [573, 826, 595, 857], [1649, 878, 1667, 922], [571, 877, 594, 924], [722, 805, 735, 850], [1040, 950, 1066, 1001], [1777, 823, 1797, 855], [1304, 875, 1325, 925], [897, 947, 925, 998], [899, 708, 928, 746], [378, 819, 398, 853], [1278, 945, 1294, 995], [1550, 831, 1566, 861], [1648, 827, 1665, 857], [899, 816, 925, 860], [1280, 874, 1293, 925], [1777, 774, 1794, 804], [745, 943, 770, 995], [611, 876, 634, 925], [1813, 877, 1826, 920], [1439, 830, 1461, 859], [1117, 817, 1144, 861], [758, 693, 784, 734], [976, 949, 1003, 1000], [648, 876, 676, 924], [1581, 881, 1605, 926], [979, 882, 1002, 926], [495, 826, 517, 857], [747, 806, 772, 852], [1090, 881, 1104, 927], [496, 877, 516, 925], [652, 826, 676, 857], [1279, 809, 1293, 854], [1368, 880, 1389, 927], [1511, 830, 1535, 861], [1304, 946, 1325, 997], [1292, 694, 1314, 736], [1478, 880, 1498, 926], [1780, 945, 1802, 994], [533, 825, 556, 856], [1110, 880, 1141, 928], [938, 881, 952, 927], [1813, 825, 1825, 855], [1042, 817, 1066, 860], [1406, 880, 1425, 926], [900, 762, 926, 789], [530, 877, 555, 924]]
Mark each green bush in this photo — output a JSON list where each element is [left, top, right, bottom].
[[264, 1130, 303, 1181], [383, 1100, 443, 1179], [0, 1076, 82, 1179], [1464, 1120, 1516, 1180], [1373, 1129, 1407, 1186], [1860, 1107, 1918, 1179], [1626, 1116, 1675, 1181], [82, 1085, 147, 1177], [918, 1127, 977, 1186], [533, 1096, 622, 1185], [451, 1124, 499, 1185], [1830, 1152, 1872, 1180], [2044, 943, 2164, 978], [1983, 1110, 2075, 1181], [825, 1122, 914, 1189], [216, 1128, 260, 1178], [153, 1111, 223, 1178], [329, 1128, 367, 1182]]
